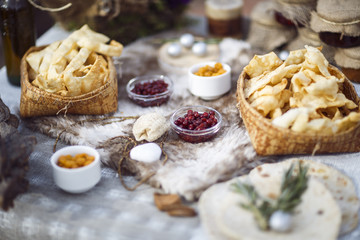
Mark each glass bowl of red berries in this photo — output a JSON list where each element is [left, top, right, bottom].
[[126, 75, 173, 107], [170, 105, 222, 143]]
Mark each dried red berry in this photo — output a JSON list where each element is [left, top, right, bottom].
[[131, 79, 168, 96]]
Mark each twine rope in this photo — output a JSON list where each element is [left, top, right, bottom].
[[27, 0, 72, 12], [311, 142, 321, 156], [53, 116, 168, 191], [117, 133, 169, 191], [56, 101, 72, 116], [316, 13, 360, 26]]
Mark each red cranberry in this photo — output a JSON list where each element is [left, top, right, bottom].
[[174, 110, 218, 131], [131, 79, 168, 95], [129, 79, 171, 107]]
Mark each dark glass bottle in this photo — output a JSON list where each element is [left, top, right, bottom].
[[0, 0, 35, 86]]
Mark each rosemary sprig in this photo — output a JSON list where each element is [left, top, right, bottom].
[[231, 161, 309, 231]]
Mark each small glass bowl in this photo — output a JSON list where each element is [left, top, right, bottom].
[[170, 105, 222, 143], [126, 75, 173, 107]]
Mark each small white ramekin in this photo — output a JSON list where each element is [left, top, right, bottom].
[[50, 145, 101, 194], [188, 61, 231, 100]]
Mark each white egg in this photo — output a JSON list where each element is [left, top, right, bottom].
[[269, 211, 292, 232], [180, 33, 195, 48], [167, 42, 182, 57], [130, 143, 162, 163], [192, 42, 207, 57]]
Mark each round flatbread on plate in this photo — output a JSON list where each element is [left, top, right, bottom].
[[199, 174, 342, 240], [248, 158, 360, 235]]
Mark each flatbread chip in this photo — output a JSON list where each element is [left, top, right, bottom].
[[64, 48, 91, 73], [26, 24, 122, 97], [291, 71, 312, 93], [304, 45, 330, 77], [26, 41, 61, 74], [304, 74, 338, 97], [335, 112, 360, 132], [272, 107, 311, 129], [244, 52, 283, 78], [77, 24, 110, 43], [284, 49, 306, 66], [248, 78, 288, 102], [64, 55, 109, 96], [251, 95, 280, 116], [77, 39, 123, 57], [245, 63, 285, 98], [32, 73, 65, 94]]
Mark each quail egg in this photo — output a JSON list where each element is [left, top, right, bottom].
[[167, 42, 182, 57], [192, 42, 207, 57], [180, 33, 195, 48], [269, 210, 292, 232]]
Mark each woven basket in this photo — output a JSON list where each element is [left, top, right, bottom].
[[20, 46, 118, 118], [236, 67, 360, 155]]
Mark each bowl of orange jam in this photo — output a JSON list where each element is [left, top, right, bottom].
[[188, 61, 231, 100], [50, 145, 101, 193]]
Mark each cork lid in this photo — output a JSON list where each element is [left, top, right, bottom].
[[310, 0, 360, 36], [334, 46, 360, 68]]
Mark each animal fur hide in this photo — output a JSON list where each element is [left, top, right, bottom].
[[24, 36, 273, 201]]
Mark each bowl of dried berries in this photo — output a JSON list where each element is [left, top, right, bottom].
[[50, 145, 101, 193], [170, 105, 222, 143], [188, 62, 231, 100], [126, 75, 173, 107]]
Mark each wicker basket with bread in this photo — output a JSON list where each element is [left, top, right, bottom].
[[20, 25, 123, 118], [236, 46, 360, 155]]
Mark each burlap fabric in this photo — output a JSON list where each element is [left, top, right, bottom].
[[275, 0, 317, 27], [286, 27, 335, 62], [310, 0, 360, 36], [247, 0, 296, 52], [335, 46, 360, 69]]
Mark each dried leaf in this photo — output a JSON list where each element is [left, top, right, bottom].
[[154, 192, 182, 211]]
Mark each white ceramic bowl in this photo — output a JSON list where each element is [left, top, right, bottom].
[[188, 61, 231, 100], [50, 146, 101, 193]]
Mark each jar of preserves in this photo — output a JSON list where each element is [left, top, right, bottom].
[[0, 0, 36, 86], [205, 0, 243, 37]]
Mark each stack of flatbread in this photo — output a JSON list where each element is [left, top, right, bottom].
[[199, 159, 359, 240]]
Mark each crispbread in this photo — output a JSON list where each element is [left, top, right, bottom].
[[249, 158, 359, 235]]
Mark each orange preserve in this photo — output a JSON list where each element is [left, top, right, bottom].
[[57, 153, 95, 169], [195, 63, 226, 77]]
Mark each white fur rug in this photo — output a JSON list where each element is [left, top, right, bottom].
[[25, 36, 273, 200]]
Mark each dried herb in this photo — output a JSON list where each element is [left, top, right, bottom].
[[231, 162, 309, 230]]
